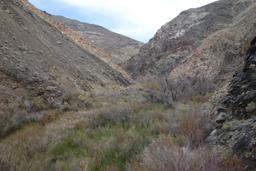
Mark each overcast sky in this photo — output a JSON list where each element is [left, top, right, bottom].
[[29, 0, 217, 42]]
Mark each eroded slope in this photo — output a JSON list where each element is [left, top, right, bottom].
[[125, 0, 256, 82], [0, 0, 128, 136], [52, 16, 143, 65]]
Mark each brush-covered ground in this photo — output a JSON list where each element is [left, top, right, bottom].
[[0, 79, 245, 171]]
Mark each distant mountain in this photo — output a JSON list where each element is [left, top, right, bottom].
[[125, 0, 256, 82], [52, 16, 143, 65]]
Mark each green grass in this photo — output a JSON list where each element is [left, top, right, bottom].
[[1, 79, 244, 171], [88, 126, 150, 171], [48, 103, 166, 171], [50, 137, 87, 159], [48, 126, 152, 171]]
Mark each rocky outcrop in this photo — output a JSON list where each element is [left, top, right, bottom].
[[125, 0, 256, 82], [209, 37, 256, 168]]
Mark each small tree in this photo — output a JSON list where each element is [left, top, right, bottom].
[[143, 72, 215, 106]]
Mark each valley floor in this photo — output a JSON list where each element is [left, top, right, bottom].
[[0, 81, 245, 171]]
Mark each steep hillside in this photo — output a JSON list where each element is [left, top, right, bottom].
[[0, 0, 128, 136], [0, 0, 129, 96], [52, 16, 143, 65], [21, 0, 142, 78], [125, 0, 256, 82]]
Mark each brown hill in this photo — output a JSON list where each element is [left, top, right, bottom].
[[0, 0, 129, 136], [20, 0, 142, 79], [125, 0, 256, 82]]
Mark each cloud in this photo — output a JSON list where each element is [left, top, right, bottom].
[[29, 0, 217, 42]]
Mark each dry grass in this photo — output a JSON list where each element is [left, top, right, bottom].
[[33, 101, 215, 171], [135, 135, 245, 171], [0, 83, 245, 171], [26, 102, 168, 171], [0, 108, 62, 138]]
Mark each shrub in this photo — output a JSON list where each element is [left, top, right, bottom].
[[87, 104, 137, 129], [39, 110, 61, 125], [86, 103, 170, 137], [142, 76, 176, 107], [137, 135, 245, 171], [0, 111, 28, 137], [0, 109, 62, 138], [43, 102, 168, 171], [143, 73, 215, 106], [166, 102, 213, 147], [89, 127, 148, 171], [0, 159, 10, 171], [0, 104, 6, 113], [46, 125, 151, 171]]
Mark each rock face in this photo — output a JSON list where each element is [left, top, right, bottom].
[[125, 0, 256, 81], [0, 0, 129, 108], [209, 37, 256, 168], [51, 16, 143, 65]]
